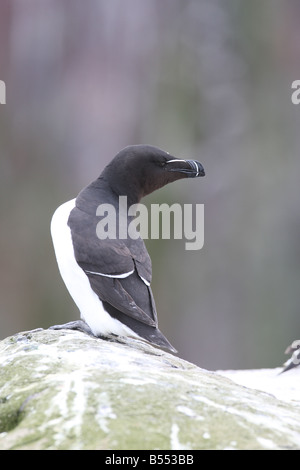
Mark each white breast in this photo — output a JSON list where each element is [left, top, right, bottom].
[[50, 199, 139, 339]]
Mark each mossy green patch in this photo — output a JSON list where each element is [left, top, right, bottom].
[[0, 329, 300, 450]]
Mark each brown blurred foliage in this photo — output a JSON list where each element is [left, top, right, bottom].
[[1, 0, 300, 369]]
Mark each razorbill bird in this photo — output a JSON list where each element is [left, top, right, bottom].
[[50, 145, 205, 352], [281, 340, 300, 372]]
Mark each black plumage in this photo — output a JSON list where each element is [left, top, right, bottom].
[[50, 145, 205, 352]]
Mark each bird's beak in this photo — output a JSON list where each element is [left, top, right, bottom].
[[165, 159, 205, 178]]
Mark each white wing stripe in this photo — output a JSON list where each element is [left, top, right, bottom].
[[85, 269, 134, 279], [139, 276, 150, 286]]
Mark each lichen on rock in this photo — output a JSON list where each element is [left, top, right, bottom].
[[0, 329, 299, 450]]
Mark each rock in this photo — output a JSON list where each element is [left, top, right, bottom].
[[218, 368, 300, 404], [0, 328, 299, 450]]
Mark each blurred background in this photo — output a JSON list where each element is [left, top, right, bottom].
[[1, 0, 300, 370]]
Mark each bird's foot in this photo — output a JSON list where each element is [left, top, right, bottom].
[[49, 320, 96, 337]]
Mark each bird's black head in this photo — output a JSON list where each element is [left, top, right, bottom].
[[101, 145, 205, 203]]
